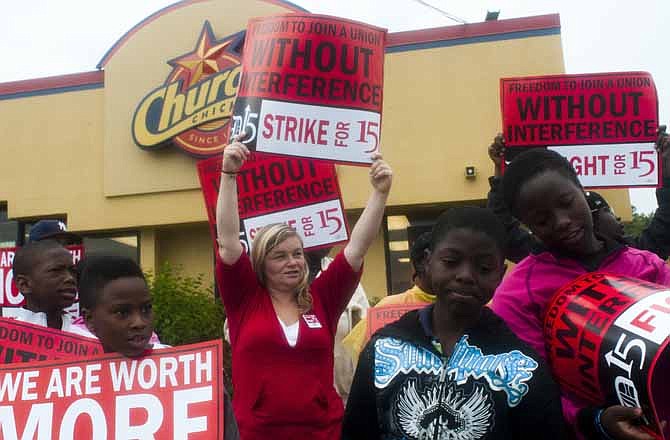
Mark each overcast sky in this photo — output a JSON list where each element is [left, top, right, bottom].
[[1, 0, 668, 212]]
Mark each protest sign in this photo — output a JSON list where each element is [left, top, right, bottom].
[[0, 248, 21, 308], [197, 154, 348, 252], [231, 14, 386, 165], [0, 318, 101, 364], [547, 143, 659, 188], [366, 303, 428, 340], [501, 72, 660, 188], [544, 273, 669, 439], [1, 246, 84, 316], [0, 340, 224, 439]]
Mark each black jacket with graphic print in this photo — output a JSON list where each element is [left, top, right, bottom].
[[342, 306, 566, 440]]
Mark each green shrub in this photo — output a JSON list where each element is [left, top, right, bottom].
[[145, 264, 232, 392], [146, 263, 225, 345]]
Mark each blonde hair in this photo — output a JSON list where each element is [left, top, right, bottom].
[[251, 223, 312, 313]]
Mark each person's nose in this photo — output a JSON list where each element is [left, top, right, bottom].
[[129, 311, 148, 329], [454, 263, 476, 285], [554, 209, 572, 231], [64, 268, 76, 285]]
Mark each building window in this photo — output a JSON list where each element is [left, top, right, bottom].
[[0, 205, 19, 248], [385, 215, 436, 295], [386, 215, 412, 294], [81, 232, 140, 262]]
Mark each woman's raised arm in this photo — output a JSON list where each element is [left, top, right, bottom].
[[216, 138, 250, 264], [344, 153, 393, 271]]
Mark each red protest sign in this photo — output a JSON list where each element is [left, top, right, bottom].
[[197, 153, 349, 251], [501, 72, 658, 146], [0, 340, 224, 439], [501, 72, 660, 189], [0, 318, 101, 363], [544, 273, 669, 439], [0, 248, 21, 308], [366, 303, 428, 340], [196, 157, 223, 249], [1, 246, 84, 313], [231, 14, 387, 165]]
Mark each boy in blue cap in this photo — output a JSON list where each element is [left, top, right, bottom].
[[28, 219, 82, 245]]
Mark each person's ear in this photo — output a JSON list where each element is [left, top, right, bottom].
[[423, 248, 432, 265], [14, 274, 32, 295], [81, 307, 96, 335]]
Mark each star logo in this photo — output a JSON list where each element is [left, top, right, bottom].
[[168, 22, 241, 86], [132, 21, 244, 157], [164, 22, 243, 156]]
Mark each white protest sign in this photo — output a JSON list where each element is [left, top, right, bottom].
[[548, 143, 659, 188]]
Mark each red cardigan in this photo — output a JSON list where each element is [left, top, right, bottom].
[[217, 251, 362, 440]]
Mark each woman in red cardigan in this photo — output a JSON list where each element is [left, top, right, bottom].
[[216, 137, 392, 440]]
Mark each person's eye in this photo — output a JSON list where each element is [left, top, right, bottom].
[[142, 304, 153, 314], [560, 195, 574, 206], [115, 309, 129, 318]]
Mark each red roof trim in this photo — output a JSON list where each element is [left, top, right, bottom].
[[387, 14, 560, 47], [0, 71, 104, 98], [0, 13, 559, 98]]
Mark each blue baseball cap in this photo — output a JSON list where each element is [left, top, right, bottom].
[[28, 220, 81, 244]]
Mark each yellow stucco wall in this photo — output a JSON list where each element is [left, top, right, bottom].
[[0, 3, 633, 297], [155, 223, 216, 288]]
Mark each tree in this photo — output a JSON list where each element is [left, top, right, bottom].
[[623, 206, 654, 237]]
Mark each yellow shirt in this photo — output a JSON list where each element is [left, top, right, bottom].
[[341, 285, 435, 364]]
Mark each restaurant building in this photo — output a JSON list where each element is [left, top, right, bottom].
[[0, 0, 632, 298]]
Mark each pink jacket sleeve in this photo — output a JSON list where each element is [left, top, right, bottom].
[[491, 261, 547, 359]]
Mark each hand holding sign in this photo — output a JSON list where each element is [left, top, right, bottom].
[[222, 135, 250, 173], [369, 153, 392, 194], [656, 125, 670, 177], [488, 134, 505, 176], [601, 406, 662, 440], [544, 273, 670, 439]]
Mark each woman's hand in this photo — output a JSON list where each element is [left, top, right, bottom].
[[488, 134, 505, 177], [600, 406, 656, 440], [222, 135, 250, 173], [369, 153, 393, 194], [656, 125, 670, 177]]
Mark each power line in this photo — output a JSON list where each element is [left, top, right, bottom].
[[411, 0, 468, 24]]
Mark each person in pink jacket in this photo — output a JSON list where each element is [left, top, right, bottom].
[[491, 146, 669, 440]]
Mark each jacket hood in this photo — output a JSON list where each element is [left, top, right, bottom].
[[372, 306, 513, 351]]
